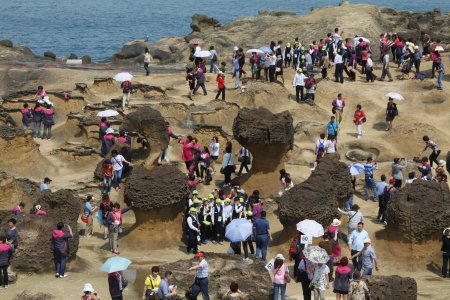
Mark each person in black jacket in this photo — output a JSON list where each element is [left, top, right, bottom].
[[441, 228, 450, 277]]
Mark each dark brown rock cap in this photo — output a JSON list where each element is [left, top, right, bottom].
[[278, 155, 352, 228], [363, 275, 417, 300], [386, 179, 450, 242], [232, 107, 294, 148], [124, 165, 189, 210]]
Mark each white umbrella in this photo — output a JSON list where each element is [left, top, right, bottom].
[[348, 163, 365, 176], [296, 219, 324, 237], [113, 72, 133, 82], [385, 92, 404, 101], [435, 46, 444, 52], [354, 37, 370, 43], [246, 49, 264, 56], [195, 50, 212, 58], [225, 218, 253, 242], [97, 109, 120, 117]]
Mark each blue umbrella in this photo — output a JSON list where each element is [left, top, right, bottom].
[[348, 163, 365, 176], [259, 46, 273, 54], [225, 218, 253, 242], [100, 256, 132, 273]]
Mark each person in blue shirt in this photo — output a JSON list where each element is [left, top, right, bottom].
[[84, 196, 97, 237], [375, 175, 388, 219], [363, 157, 378, 201], [39, 177, 52, 192], [326, 116, 339, 141], [253, 211, 272, 261], [347, 222, 369, 271]]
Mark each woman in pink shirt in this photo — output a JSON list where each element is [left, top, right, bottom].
[[178, 135, 194, 171], [272, 254, 290, 300], [0, 236, 11, 288]]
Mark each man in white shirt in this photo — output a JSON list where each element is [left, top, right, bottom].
[[334, 50, 344, 84], [348, 222, 369, 270], [292, 68, 307, 102]]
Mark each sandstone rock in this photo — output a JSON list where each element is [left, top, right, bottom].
[[81, 55, 92, 64], [68, 53, 78, 59], [278, 155, 352, 236], [159, 253, 272, 299], [43, 51, 56, 59], [232, 107, 294, 196], [258, 10, 296, 17], [120, 165, 189, 249], [8, 269, 17, 283], [345, 149, 375, 161], [434, 7, 441, 16], [190, 14, 221, 32], [0, 39, 13, 48], [94, 142, 133, 179], [386, 180, 450, 242], [363, 275, 417, 300], [149, 48, 172, 62], [0, 189, 80, 272], [0, 124, 25, 139], [13, 290, 56, 300], [446, 151, 450, 174], [407, 19, 420, 30]]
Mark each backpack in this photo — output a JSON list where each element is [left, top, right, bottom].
[[305, 79, 312, 89], [382, 186, 393, 204], [317, 139, 326, 153], [212, 53, 217, 61], [289, 237, 304, 257], [122, 80, 132, 90]]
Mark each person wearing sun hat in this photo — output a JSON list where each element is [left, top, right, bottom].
[[434, 160, 448, 183], [81, 283, 100, 300], [186, 207, 200, 254], [351, 238, 378, 275], [272, 253, 290, 300], [188, 251, 210, 300], [223, 198, 233, 228], [292, 66, 307, 103], [242, 210, 255, 262]]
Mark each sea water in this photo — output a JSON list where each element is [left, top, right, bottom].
[[1, 0, 448, 60]]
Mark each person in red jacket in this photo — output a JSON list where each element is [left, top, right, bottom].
[[354, 104, 366, 139], [215, 72, 225, 100]]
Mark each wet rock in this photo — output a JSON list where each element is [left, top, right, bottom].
[[81, 55, 92, 64], [68, 53, 78, 59], [386, 180, 450, 242], [120, 165, 189, 249], [190, 14, 221, 32], [13, 290, 56, 300], [278, 155, 352, 237], [0, 39, 13, 48], [43, 51, 56, 59], [159, 253, 272, 299], [232, 107, 294, 197], [258, 10, 296, 17], [363, 275, 417, 300]]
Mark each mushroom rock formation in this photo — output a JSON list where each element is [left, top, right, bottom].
[[363, 275, 417, 300], [232, 108, 294, 197], [0, 172, 39, 211], [121, 106, 168, 166], [0, 189, 80, 272], [277, 155, 352, 238], [386, 180, 450, 242], [121, 165, 189, 249], [159, 253, 271, 299]]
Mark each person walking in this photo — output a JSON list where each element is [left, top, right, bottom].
[[209, 46, 218, 73], [143, 48, 153, 76], [391, 158, 407, 188], [332, 93, 345, 124], [413, 46, 422, 74], [333, 257, 352, 300], [379, 50, 393, 82], [385, 97, 398, 131], [0, 236, 10, 288], [347, 222, 369, 271], [42, 104, 55, 140], [337, 205, 363, 236], [158, 122, 178, 165], [253, 211, 272, 261], [84, 195, 97, 237], [326, 116, 339, 141], [421, 135, 441, 167], [363, 157, 378, 201], [441, 227, 450, 278], [186, 207, 200, 254], [350, 238, 378, 275], [311, 262, 330, 300], [106, 202, 133, 254], [215, 72, 226, 100], [108, 271, 127, 300], [221, 146, 234, 187], [142, 266, 161, 300], [237, 147, 250, 176], [188, 252, 210, 300], [292, 68, 307, 102], [375, 175, 388, 220], [298, 256, 313, 300], [52, 222, 73, 278], [288, 231, 305, 279], [103, 128, 115, 157], [193, 68, 207, 96], [120, 80, 132, 109], [179, 135, 194, 171], [436, 58, 445, 90], [353, 104, 365, 139], [272, 254, 290, 300], [379, 178, 396, 224], [111, 150, 131, 191], [348, 272, 369, 300]]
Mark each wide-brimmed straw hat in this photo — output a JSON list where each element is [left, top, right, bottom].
[[275, 253, 285, 260], [438, 160, 446, 167], [83, 283, 94, 293], [331, 219, 342, 227], [363, 238, 371, 244]]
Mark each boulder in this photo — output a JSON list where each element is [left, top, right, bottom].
[[13, 290, 56, 300], [81, 55, 92, 64], [148, 48, 172, 62], [386, 180, 450, 242], [278, 155, 352, 237], [159, 253, 272, 299], [0, 39, 13, 48], [8, 269, 17, 283], [1, 189, 80, 272], [190, 14, 221, 32], [345, 149, 375, 161], [68, 53, 78, 59], [232, 108, 294, 197], [43, 51, 56, 59], [446, 151, 450, 174], [363, 275, 417, 300], [121, 165, 189, 249], [111, 40, 149, 65]]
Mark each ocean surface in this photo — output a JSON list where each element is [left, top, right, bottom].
[[2, 0, 448, 61]]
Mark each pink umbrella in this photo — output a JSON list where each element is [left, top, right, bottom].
[[189, 38, 204, 45]]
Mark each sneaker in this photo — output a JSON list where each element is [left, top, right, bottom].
[[5, 285, 9, 289], [59, 275, 68, 278], [243, 258, 249, 262], [103, 237, 108, 240], [211, 240, 217, 244], [383, 221, 387, 225], [218, 241, 223, 245], [55, 273, 60, 278], [357, 135, 361, 139]]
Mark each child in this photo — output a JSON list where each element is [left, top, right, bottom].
[[305, 74, 317, 101], [102, 159, 114, 194], [186, 68, 195, 100], [11, 202, 25, 215], [34, 204, 47, 216], [187, 173, 197, 191], [215, 73, 225, 100], [21, 103, 32, 129]]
